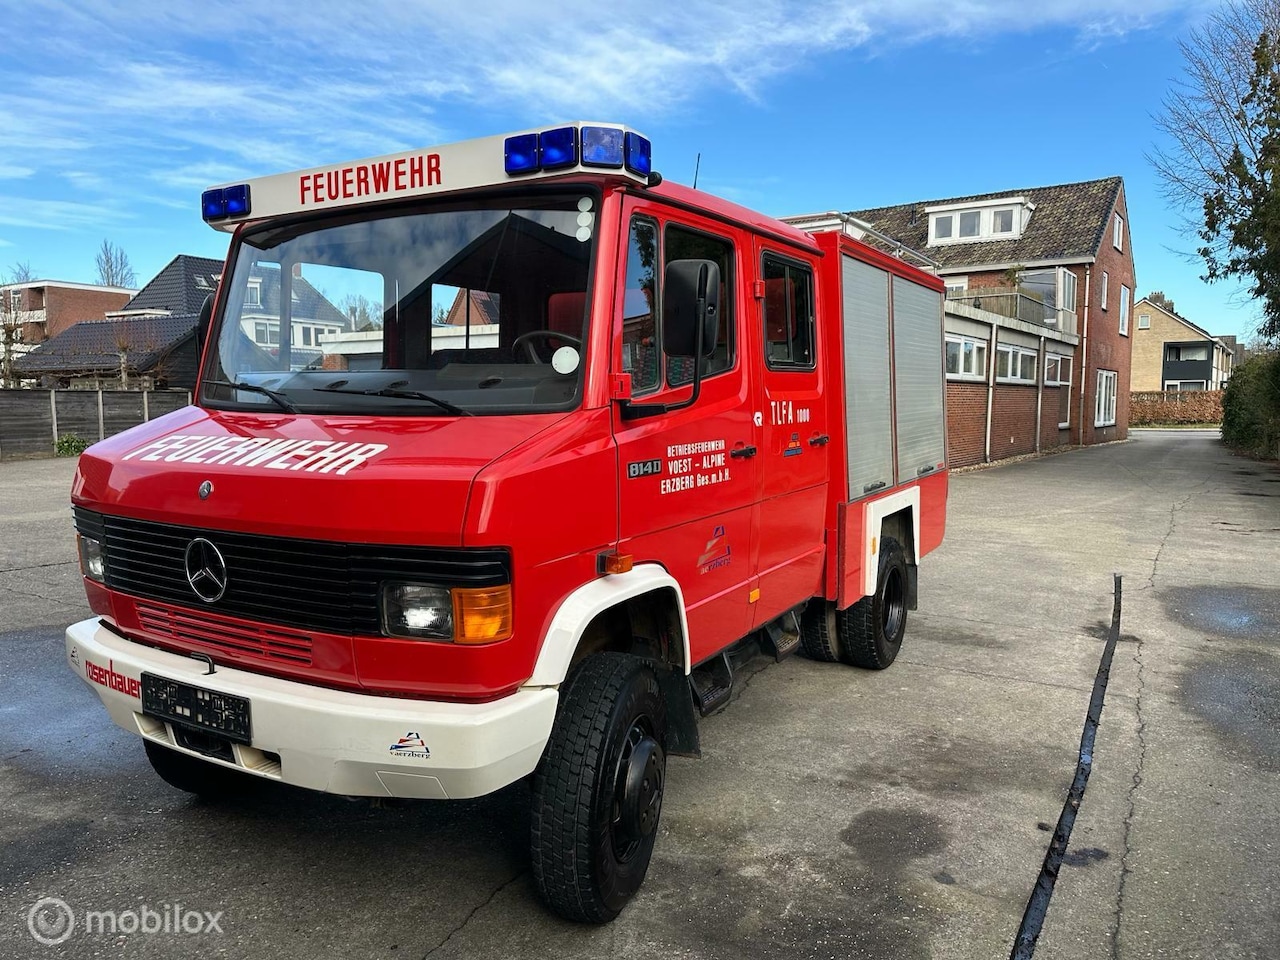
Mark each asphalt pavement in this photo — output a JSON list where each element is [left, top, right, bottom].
[[1, 430, 1277, 959]]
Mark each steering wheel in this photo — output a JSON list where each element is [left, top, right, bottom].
[[512, 329, 582, 363]]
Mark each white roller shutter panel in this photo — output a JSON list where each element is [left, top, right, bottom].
[[891, 276, 946, 480], [841, 256, 895, 499]]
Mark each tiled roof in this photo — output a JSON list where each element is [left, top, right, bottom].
[[848, 177, 1124, 270], [123, 255, 224, 314], [248, 269, 349, 328], [15, 314, 196, 373]]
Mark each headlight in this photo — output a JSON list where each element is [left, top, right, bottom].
[[379, 582, 514, 644], [77, 535, 106, 582], [381, 583, 453, 640]]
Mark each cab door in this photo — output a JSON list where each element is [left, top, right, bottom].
[[751, 245, 829, 628], [612, 200, 759, 666]]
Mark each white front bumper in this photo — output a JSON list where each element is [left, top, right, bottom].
[[65, 618, 557, 799]]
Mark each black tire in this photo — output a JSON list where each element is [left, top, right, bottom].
[[531, 653, 668, 923], [800, 600, 841, 662], [144, 740, 251, 800], [841, 535, 909, 669]]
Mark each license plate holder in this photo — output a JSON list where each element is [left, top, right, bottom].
[[141, 673, 252, 744]]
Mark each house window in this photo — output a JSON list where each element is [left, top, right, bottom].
[[1045, 354, 1072, 386], [943, 277, 968, 298], [1114, 214, 1124, 252], [934, 215, 954, 241], [762, 254, 816, 370], [993, 209, 1015, 234], [996, 344, 1037, 383], [1166, 343, 1209, 362], [254, 322, 269, 344], [8, 290, 21, 312], [1100, 271, 1109, 310], [1165, 380, 1206, 391], [1119, 284, 1131, 336], [1137, 313, 1151, 330], [959, 211, 980, 238], [1096, 370, 1118, 426], [245, 282, 261, 307], [945, 335, 987, 379], [301, 327, 313, 346]]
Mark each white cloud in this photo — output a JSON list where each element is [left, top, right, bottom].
[[0, 0, 1203, 233]]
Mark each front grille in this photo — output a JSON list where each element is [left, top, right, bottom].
[[136, 601, 314, 664], [74, 507, 510, 637]]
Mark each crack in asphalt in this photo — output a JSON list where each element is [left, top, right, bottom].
[[0, 559, 79, 574], [421, 869, 524, 959], [1144, 493, 1194, 591]]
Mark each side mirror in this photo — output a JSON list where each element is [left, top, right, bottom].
[[197, 294, 214, 349], [662, 259, 720, 360]]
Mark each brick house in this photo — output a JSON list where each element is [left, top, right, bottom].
[[843, 177, 1136, 466], [1130, 296, 1233, 391], [0, 280, 136, 343]]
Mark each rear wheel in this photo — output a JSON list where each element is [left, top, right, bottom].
[[800, 600, 842, 662], [841, 535, 909, 669], [531, 653, 668, 923], [144, 740, 251, 800]]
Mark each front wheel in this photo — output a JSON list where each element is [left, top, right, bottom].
[[531, 653, 668, 923], [841, 536, 909, 669]]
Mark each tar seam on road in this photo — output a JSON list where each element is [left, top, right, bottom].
[[1009, 573, 1123, 960]]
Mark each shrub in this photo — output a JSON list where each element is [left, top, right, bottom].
[[54, 433, 91, 458], [1220, 351, 1280, 459]]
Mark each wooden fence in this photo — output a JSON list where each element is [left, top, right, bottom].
[[0, 388, 192, 460]]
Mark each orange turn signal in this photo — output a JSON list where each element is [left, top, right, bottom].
[[603, 552, 634, 575], [452, 585, 514, 644]]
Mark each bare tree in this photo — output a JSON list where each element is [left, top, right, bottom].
[[95, 239, 136, 288], [1151, 0, 1280, 338], [338, 293, 383, 331]]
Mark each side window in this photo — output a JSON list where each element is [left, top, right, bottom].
[[762, 255, 815, 370], [621, 217, 659, 393], [665, 224, 735, 387]]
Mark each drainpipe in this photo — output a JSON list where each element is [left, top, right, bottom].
[[1078, 268, 1091, 445], [1035, 334, 1045, 452], [984, 318, 997, 463]]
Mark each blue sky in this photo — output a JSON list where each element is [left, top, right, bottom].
[[2, 0, 1261, 340]]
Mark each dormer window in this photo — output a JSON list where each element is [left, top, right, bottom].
[[928, 197, 1034, 246], [245, 281, 261, 307]]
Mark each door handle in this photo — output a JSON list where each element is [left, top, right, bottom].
[[808, 434, 830, 447], [730, 444, 758, 459]]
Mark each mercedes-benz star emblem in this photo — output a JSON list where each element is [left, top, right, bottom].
[[184, 538, 228, 603], [198, 480, 214, 500]]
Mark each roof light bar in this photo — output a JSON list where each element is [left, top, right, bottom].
[[504, 133, 540, 175], [625, 132, 652, 178]]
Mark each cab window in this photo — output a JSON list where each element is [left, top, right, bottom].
[[762, 255, 815, 370], [665, 225, 735, 388]]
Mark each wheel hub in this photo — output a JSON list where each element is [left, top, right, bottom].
[[616, 727, 664, 848]]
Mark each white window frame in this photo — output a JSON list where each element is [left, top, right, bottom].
[[1113, 214, 1124, 252], [958, 210, 980, 238], [992, 208, 1016, 235], [1096, 370, 1118, 427], [1045, 353, 1072, 387], [245, 282, 261, 307], [945, 334, 987, 380], [1164, 380, 1207, 392], [1119, 284, 1131, 336], [926, 196, 1034, 246], [1137, 312, 1150, 330], [996, 344, 1038, 384], [1100, 271, 1109, 310], [934, 214, 954, 241], [8, 289, 21, 311], [943, 276, 968, 298]]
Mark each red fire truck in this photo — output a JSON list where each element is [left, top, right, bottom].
[[66, 122, 947, 922]]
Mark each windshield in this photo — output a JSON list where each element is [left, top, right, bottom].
[[200, 191, 598, 416]]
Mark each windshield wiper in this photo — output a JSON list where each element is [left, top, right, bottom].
[[314, 385, 473, 417], [204, 379, 300, 414]]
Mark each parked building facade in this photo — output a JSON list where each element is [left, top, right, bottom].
[[1130, 296, 1233, 391], [838, 176, 1136, 467]]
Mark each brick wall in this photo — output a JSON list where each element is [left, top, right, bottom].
[[40, 287, 134, 340], [989, 384, 1038, 458], [946, 381, 987, 467], [1080, 188, 1135, 445], [1041, 385, 1067, 448]]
